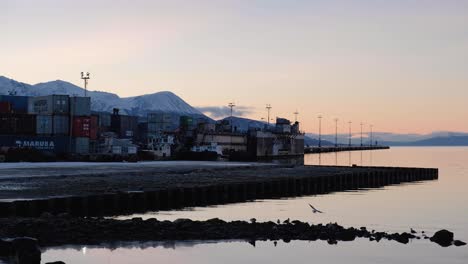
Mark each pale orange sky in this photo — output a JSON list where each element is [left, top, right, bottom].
[[2, 0, 468, 134]]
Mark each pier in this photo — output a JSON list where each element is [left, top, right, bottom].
[[0, 162, 437, 218], [304, 146, 390, 153]]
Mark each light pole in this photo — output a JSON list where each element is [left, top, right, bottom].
[[318, 115, 322, 148], [334, 118, 339, 147], [370, 125, 373, 147], [294, 110, 299, 123], [360, 122, 364, 147], [266, 104, 272, 126], [228, 102, 236, 152], [80, 72, 90, 97], [228, 102, 235, 132], [348, 121, 352, 147]]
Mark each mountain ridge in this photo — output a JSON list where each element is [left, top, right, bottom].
[[0, 75, 204, 117]]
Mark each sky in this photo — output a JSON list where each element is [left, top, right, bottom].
[[2, 0, 468, 134]]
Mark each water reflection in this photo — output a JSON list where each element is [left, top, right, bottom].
[[40, 147, 468, 264], [41, 239, 468, 264]]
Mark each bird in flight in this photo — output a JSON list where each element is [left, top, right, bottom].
[[309, 204, 324, 213]]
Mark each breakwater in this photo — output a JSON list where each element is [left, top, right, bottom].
[[304, 146, 390, 153], [0, 165, 437, 218]]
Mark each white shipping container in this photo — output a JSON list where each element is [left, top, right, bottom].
[[112, 146, 122, 154], [127, 146, 137, 154], [28, 95, 69, 114]]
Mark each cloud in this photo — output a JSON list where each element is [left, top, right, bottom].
[[197, 105, 255, 119]]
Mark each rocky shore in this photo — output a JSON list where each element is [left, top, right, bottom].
[[1, 215, 465, 250]]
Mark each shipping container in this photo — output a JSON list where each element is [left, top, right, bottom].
[[53, 115, 69, 135], [0, 95, 29, 113], [90, 115, 98, 140], [72, 117, 91, 137], [0, 102, 11, 113], [112, 146, 122, 154], [0, 113, 36, 135], [70, 97, 91, 116], [36, 115, 70, 135], [111, 114, 138, 139], [147, 112, 172, 123], [127, 146, 137, 154], [96, 112, 111, 127], [36, 115, 53, 135], [73, 137, 89, 154], [0, 135, 69, 154], [147, 122, 173, 132], [180, 116, 194, 130], [28, 95, 69, 114]]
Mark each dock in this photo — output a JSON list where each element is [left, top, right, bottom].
[[0, 161, 437, 218], [304, 146, 390, 153]]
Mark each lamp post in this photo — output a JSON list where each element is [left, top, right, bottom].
[[228, 102, 236, 152], [318, 115, 322, 148], [266, 104, 272, 126], [348, 121, 352, 147], [228, 102, 235, 132], [294, 110, 299, 123], [334, 118, 339, 147], [360, 122, 364, 147], [370, 125, 373, 147]]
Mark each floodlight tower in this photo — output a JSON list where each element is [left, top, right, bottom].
[[266, 104, 272, 126], [80, 72, 90, 97]]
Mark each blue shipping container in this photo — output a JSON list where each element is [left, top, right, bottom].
[[0, 135, 70, 154], [0, 95, 29, 113]]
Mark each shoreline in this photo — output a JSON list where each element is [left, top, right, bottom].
[[0, 216, 465, 249]]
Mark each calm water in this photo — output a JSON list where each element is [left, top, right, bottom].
[[39, 147, 468, 263]]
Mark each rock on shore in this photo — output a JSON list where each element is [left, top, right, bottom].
[[0, 237, 41, 264], [0, 215, 465, 249]]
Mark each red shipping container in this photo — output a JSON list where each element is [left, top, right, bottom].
[[0, 102, 12, 113], [73, 117, 91, 137], [90, 115, 98, 140]]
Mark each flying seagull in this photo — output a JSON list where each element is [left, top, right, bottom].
[[308, 204, 324, 214]]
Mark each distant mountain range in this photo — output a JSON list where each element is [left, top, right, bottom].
[[2, 76, 468, 146], [221, 116, 270, 132], [307, 132, 468, 147], [0, 75, 205, 118], [381, 136, 468, 146]]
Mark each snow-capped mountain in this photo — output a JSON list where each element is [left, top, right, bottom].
[[0, 76, 205, 117]]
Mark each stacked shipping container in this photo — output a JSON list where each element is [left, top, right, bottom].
[[111, 113, 138, 139], [0, 94, 94, 155], [0, 95, 29, 113], [0, 114, 36, 135], [70, 97, 92, 154], [28, 95, 70, 136]]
